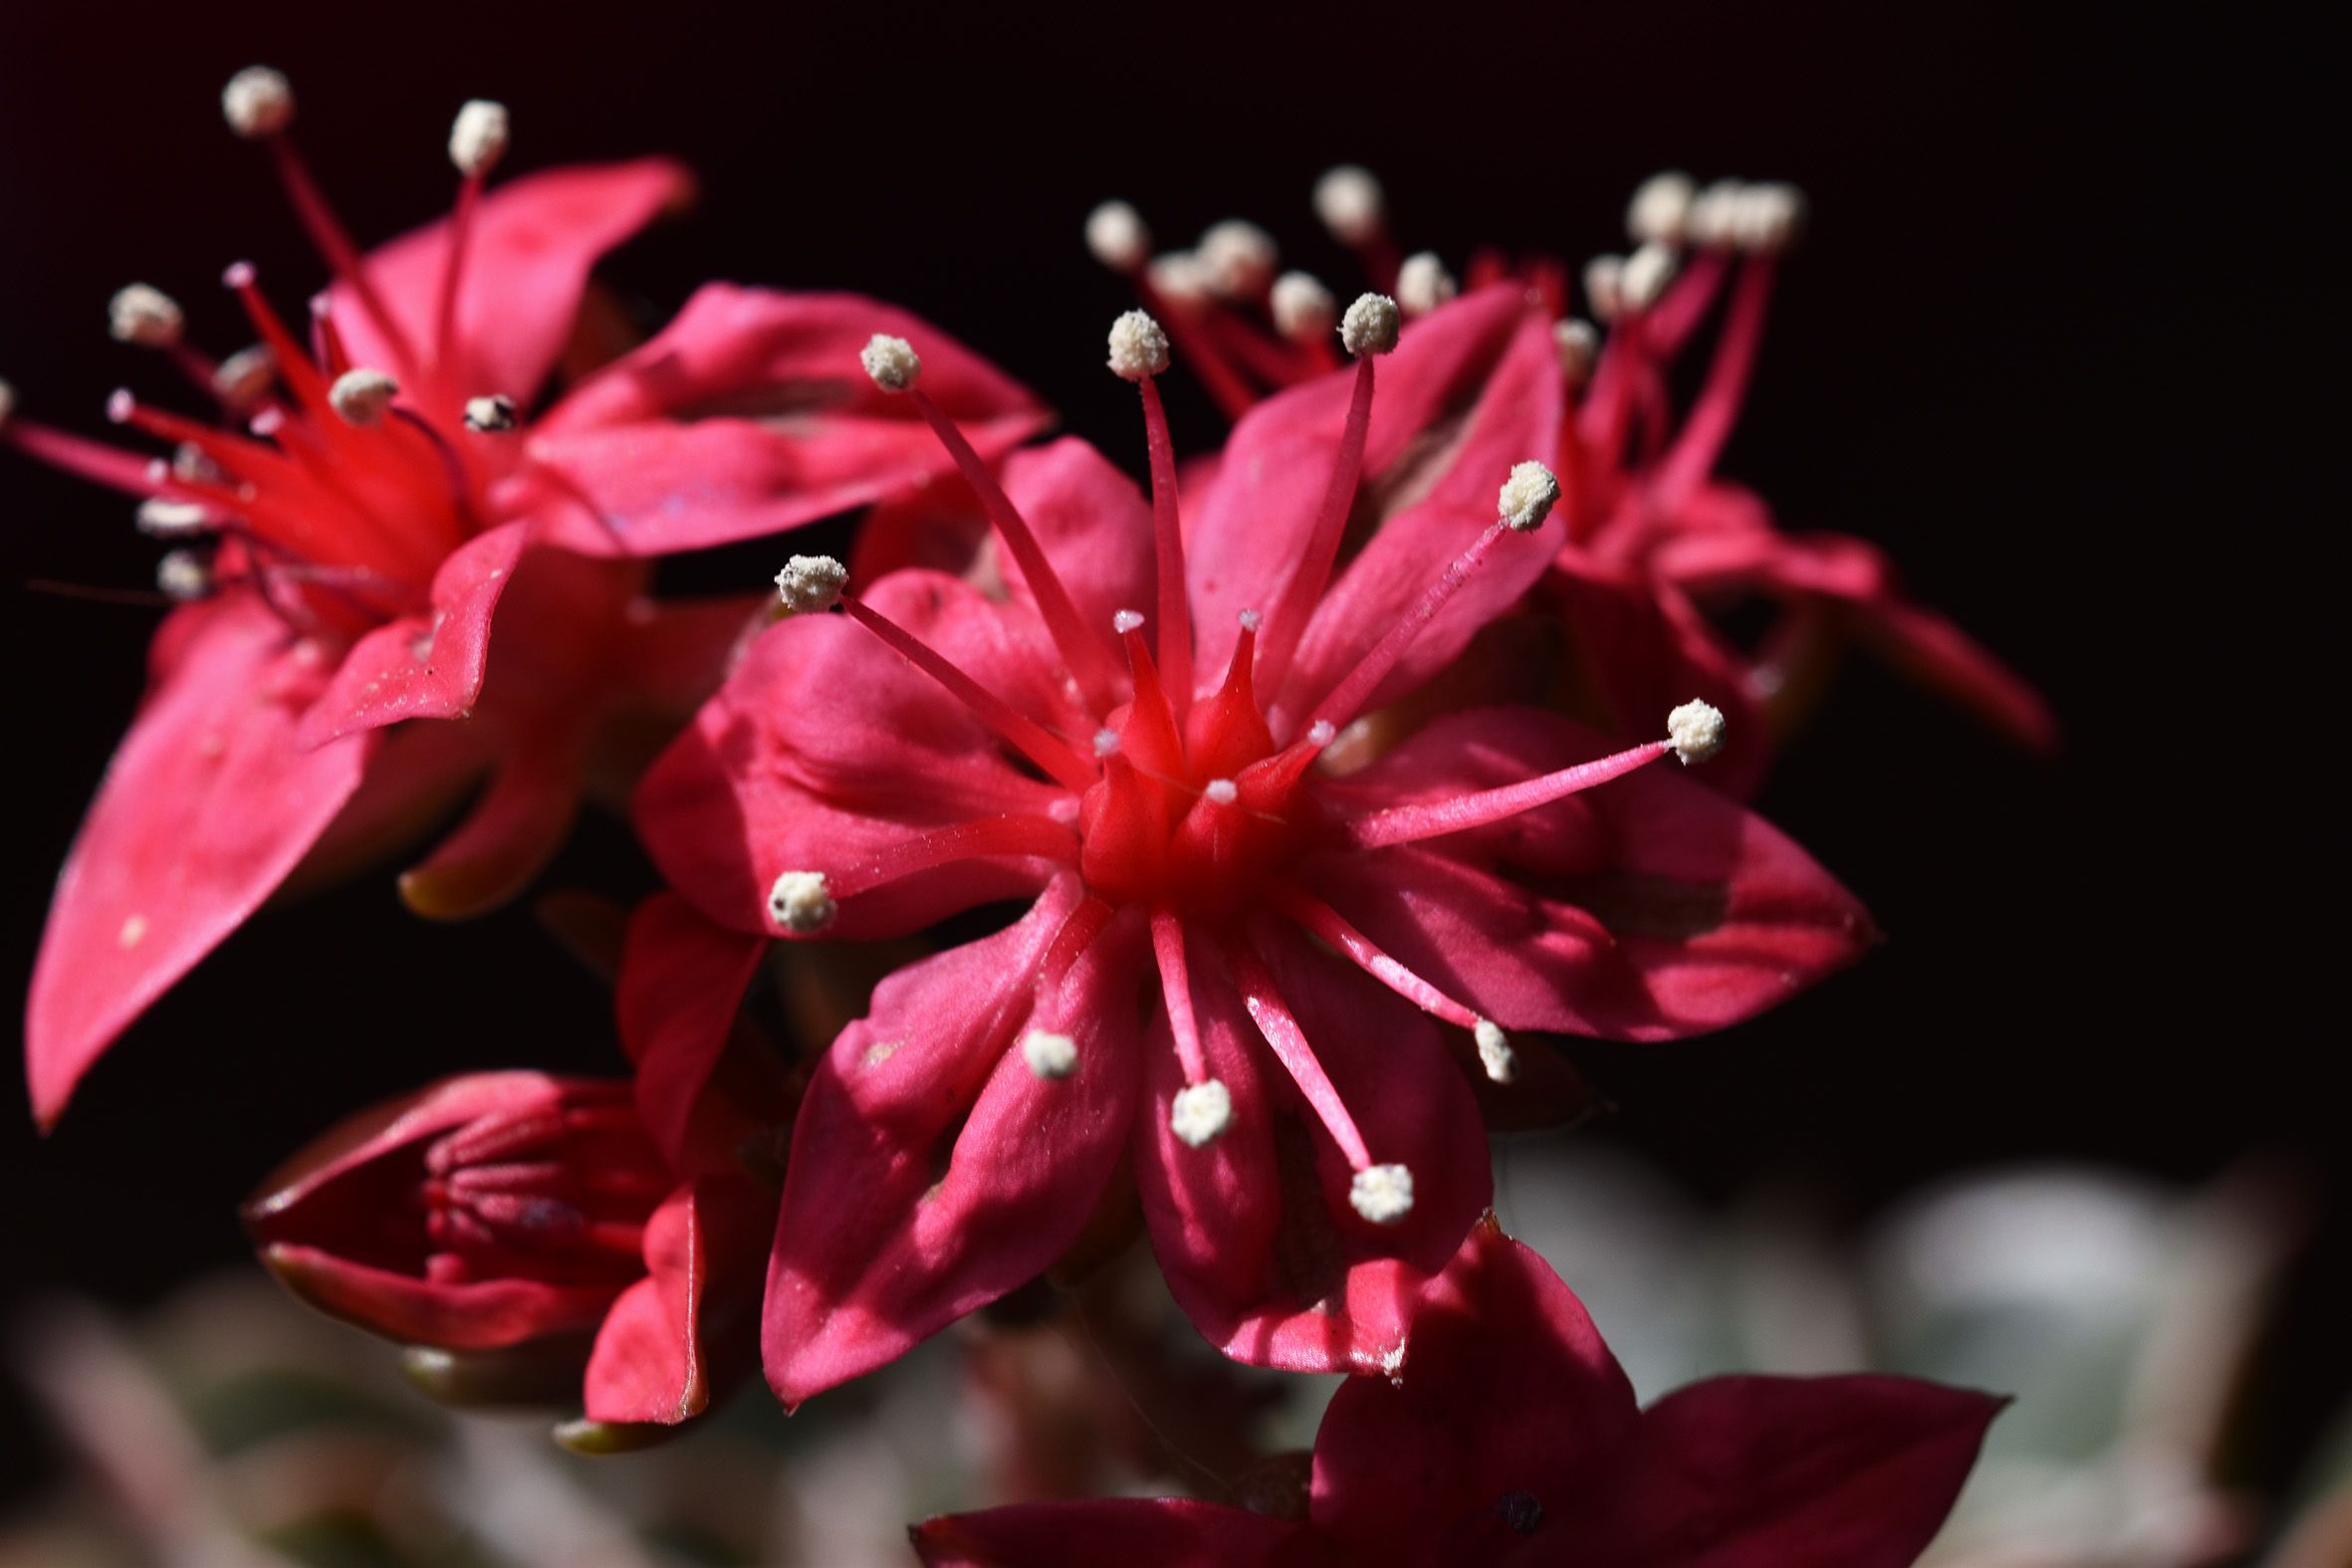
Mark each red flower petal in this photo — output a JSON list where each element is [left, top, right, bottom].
[[523, 285, 1049, 557], [582, 1174, 770, 1426], [27, 597, 374, 1125], [615, 892, 770, 1172], [762, 882, 1144, 1406], [1306, 708, 1877, 1039], [912, 1499, 1320, 1568]]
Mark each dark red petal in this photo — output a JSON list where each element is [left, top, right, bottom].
[[912, 1500, 1322, 1568], [582, 1174, 771, 1425], [526, 285, 1049, 557], [26, 597, 374, 1126], [1311, 1226, 1639, 1563], [335, 158, 692, 408], [258, 1242, 624, 1349], [1307, 708, 1876, 1039], [614, 892, 770, 1171], [246, 1070, 578, 1213], [762, 884, 1145, 1405], [297, 521, 533, 749], [396, 733, 584, 919]]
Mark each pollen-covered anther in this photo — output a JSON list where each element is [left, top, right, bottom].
[[1307, 719, 1336, 748], [1198, 219, 1278, 299], [1339, 293, 1401, 356], [222, 67, 294, 137], [767, 870, 837, 934], [1686, 179, 1748, 249], [775, 554, 848, 613], [1627, 170, 1698, 245], [1237, 608, 1263, 632], [1349, 1163, 1415, 1225], [1497, 460, 1560, 532], [1396, 252, 1457, 317], [1170, 1078, 1234, 1147], [1473, 1019, 1518, 1084], [1112, 608, 1146, 635], [1552, 319, 1598, 384], [155, 549, 212, 602], [135, 499, 211, 538], [329, 368, 399, 427], [1106, 310, 1170, 379], [108, 285, 184, 347], [448, 100, 510, 177], [1146, 250, 1210, 304], [1084, 200, 1151, 273], [1092, 728, 1121, 758], [1583, 255, 1625, 322], [1620, 241, 1679, 312], [211, 344, 275, 412], [1270, 272, 1337, 342], [1203, 778, 1239, 805], [1733, 182, 1807, 253], [1313, 164, 1387, 244], [1667, 699, 1728, 765], [1021, 1029, 1079, 1080], [859, 334, 921, 392], [462, 394, 518, 432]]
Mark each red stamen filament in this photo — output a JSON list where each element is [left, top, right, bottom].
[[1226, 935, 1376, 1172], [263, 134, 418, 377], [1137, 375, 1193, 719], [433, 171, 486, 388], [1339, 741, 1674, 850], [825, 815, 1078, 899], [1258, 353, 1377, 697], [1649, 255, 1777, 512], [1269, 885, 1482, 1030], [1301, 519, 1514, 737], [1151, 909, 1212, 1086]]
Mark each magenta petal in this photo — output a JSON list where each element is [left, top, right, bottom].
[[762, 883, 1145, 1405], [525, 285, 1049, 556], [334, 158, 692, 408], [297, 521, 533, 748], [913, 1499, 1321, 1568], [27, 597, 373, 1125], [259, 1243, 621, 1349], [582, 1175, 769, 1426], [615, 893, 769, 1171]]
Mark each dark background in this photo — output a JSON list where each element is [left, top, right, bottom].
[[1, 0, 2325, 1523]]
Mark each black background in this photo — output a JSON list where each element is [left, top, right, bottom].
[[0, 0, 2327, 1522]]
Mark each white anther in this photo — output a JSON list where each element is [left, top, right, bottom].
[[1686, 180, 1747, 249], [859, 334, 921, 391], [774, 554, 847, 613], [156, 549, 211, 602], [448, 100, 510, 177], [1619, 241, 1678, 312], [463, 393, 518, 432], [1237, 607, 1263, 632], [1307, 719, 1336, 747], [1583, 255, 1625, 323], [171, 442, 224, 484], [1732, 182, 1806, 254], [1667, 699, 1727, 765], [1171, 1078, 1234, 1147], [1022, 1028, 1080, 1079], [1146, 249, 1210, 304], [211, 344, 275, 412], [1106, 310, 1170, 379], [222, 67, 294, 137], [1313, 164, 1386, 245], [1203, 778, 1239, 804], [1085, 200, 1151, 273], [1395, 252, 1457, 318], [1093, 728, 1122, 758], [328, 368, 398, 427], [1627, 170, 1698, 246], [0, 378, 14, 429], [1497, 460, 1560, 532], [1473, 1019, 1518, 1084], [1339, 293, 1401, 356], [1198, 219, 1278, 299], [108, 285, 184, 347], [1552, 319, 1598, 384], [1270, 271, 1337, 342], [1349, 1163, 1415, 1225], [135, 499, 211, 538], [1112, 608, 1146, 635], [767, 870, 837, 934]]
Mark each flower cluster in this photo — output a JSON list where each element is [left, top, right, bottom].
[[8, 72, 2038, 1559]]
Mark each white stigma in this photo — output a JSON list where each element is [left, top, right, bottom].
[[1146, 249, 1210, 304], [1313, 164, 1386, 244], [1349, 1163, 1415, 1225], [775, 554, 847, 613], [1092, 728, 1122, 758], [211, 344, 275, 412], [1112, 608, 1146, 635], [1237, 607, 1263, 632], [1583, 255, 1625, 323], [1084, 200, 1151, 273], [328, 368, 399, 427], [1203, 779, 1239, 804], [1171, 1079, 1234, 1148], [108, 285, 184, 347], [1198, 219, 1278, 299], [1395, 252, 1457, 317], [1497, 460, 1560, 532], [1339, 293, 1401, 356], [135, 499, 211, 538], [1473, 1019, 1518, 1084], [1021, 1029, 1079, 1080], [1627, 170, 1698, 245], [1270, 271, 1337, 342], [1667, 699, 1728, 765], [1686, 180, 1748, 249], [448, 100, 511, 177], [222, 67, 294, 137], [463, 394, 519, 432], [155, 550, 211, 602], [1552, 319, 1598, 385], [1106, 310, 1170, 380], [767, 871, 837, 934], [1733, 182, 1806, 254], [1619, 241, 1679, 312], [1307, 719, 1336, 747], [859, 334, 921, 392]]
